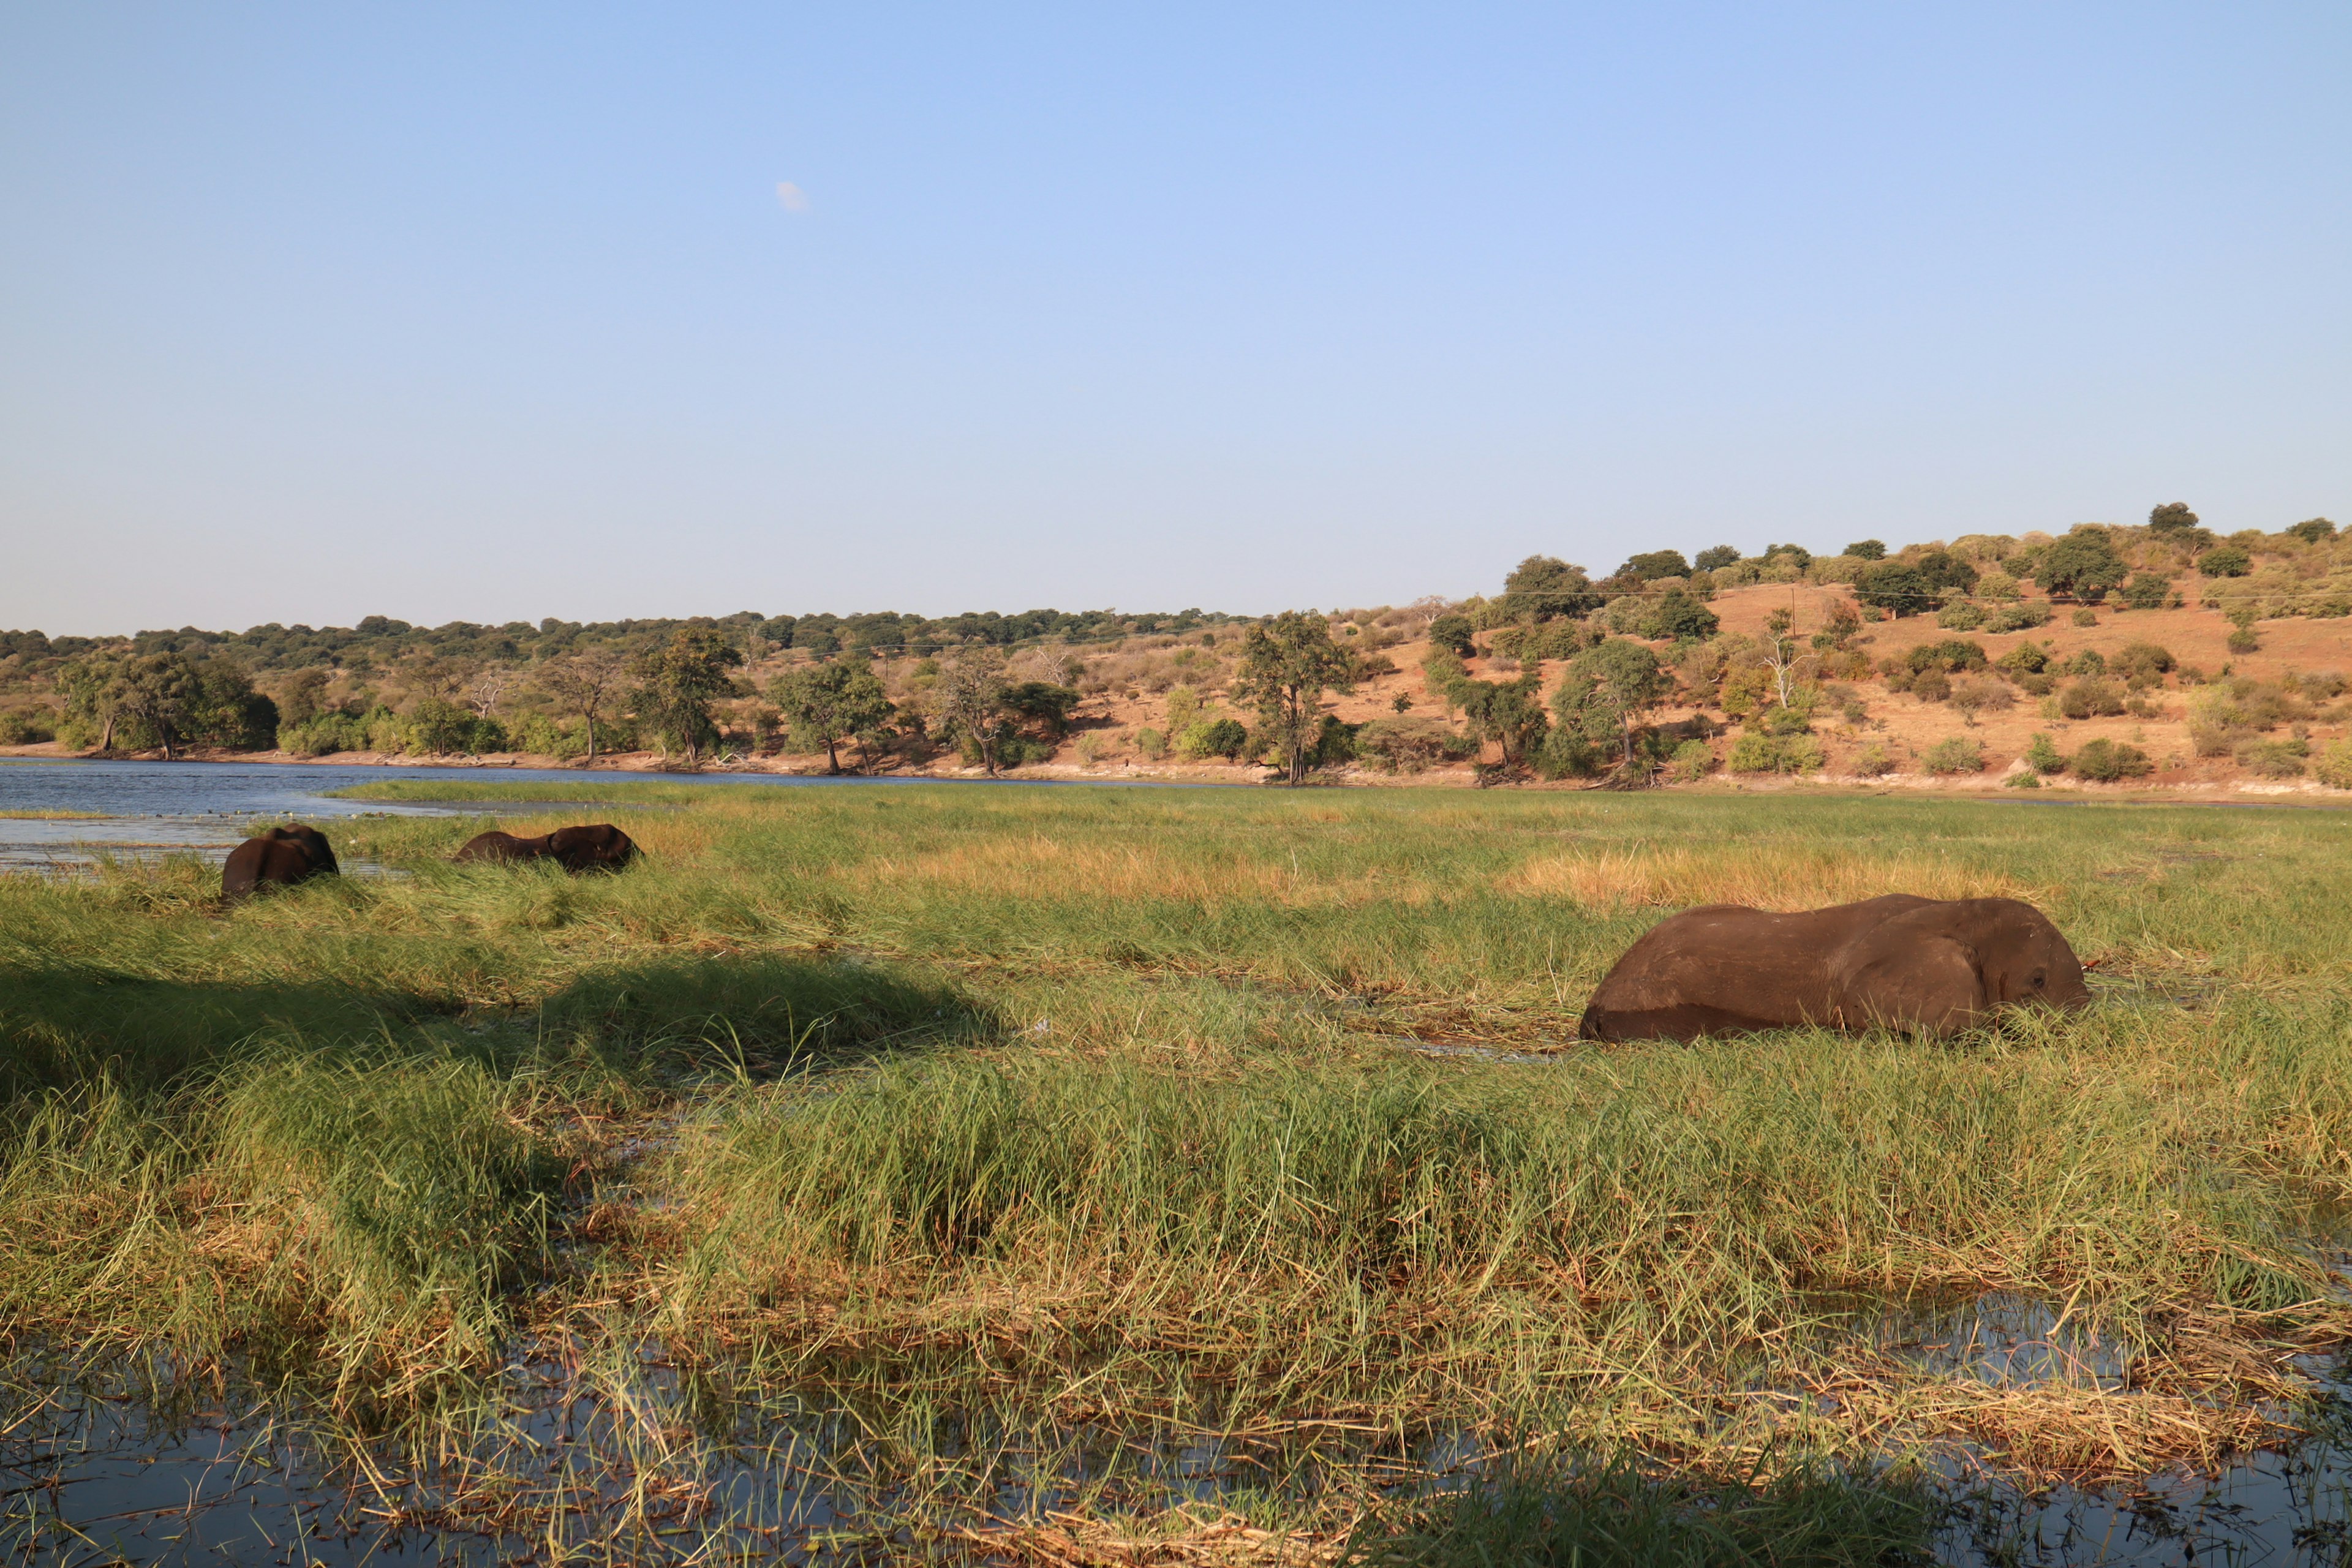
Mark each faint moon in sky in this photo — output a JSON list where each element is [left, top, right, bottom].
[[775, 181, 809, 214]]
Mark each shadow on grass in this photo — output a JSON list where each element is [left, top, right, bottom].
[[1, 952, 993, 1100], [535, 952, 995, 1076]]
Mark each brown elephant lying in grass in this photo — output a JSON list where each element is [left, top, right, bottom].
[[454, 823, 639, 873], [221, 823, 339, 899], [1578, 894, 2089, 1041]]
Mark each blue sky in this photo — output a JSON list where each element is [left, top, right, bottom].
[[3, 3, 2346, 635]]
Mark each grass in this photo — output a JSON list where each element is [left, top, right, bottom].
[[3, 779, 2350, 1559]]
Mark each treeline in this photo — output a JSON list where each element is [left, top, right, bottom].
[[0, 605, 1237, 680]]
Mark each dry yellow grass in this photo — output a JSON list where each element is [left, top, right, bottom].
[[845, 835, 1423, 907], [1507, 844, 2032, 910]]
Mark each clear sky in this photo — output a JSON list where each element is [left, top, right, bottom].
[[3, 4, 2346, 636]]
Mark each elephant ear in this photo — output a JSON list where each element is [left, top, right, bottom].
[[1835, 937, 1989, 1035]]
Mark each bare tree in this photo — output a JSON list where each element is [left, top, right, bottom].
[[469, 666, 514, 720], [537, 647, 627, 766], [1760, 608, 1818, 710]]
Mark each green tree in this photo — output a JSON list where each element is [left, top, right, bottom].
[[57, 651, 135, 751], [1499, 556, 1602, 620], [1612, 550, 1692, 584], [934, 650, 1013, 774], [1692, 545, 1741, 572], [1232, 611, 1359, 785], [2147, 502, 2200, 537], [1454, 669, 1550, 767], [1425, 613, 1478, 657], [1844, 539, 1888, 560], [2034, 530, 2128, 601], [628, 628, 744, 766], [1550, 638, 1670, 767], [769, 658, 897, 774], [1852, 560, 1934, 616]]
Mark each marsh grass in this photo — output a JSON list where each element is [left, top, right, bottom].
[[4, 779, 2351, 1555]]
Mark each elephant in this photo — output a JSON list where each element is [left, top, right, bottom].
[[1577, 894, 2089, 1042], [222, 823, 340, 899], [454, 823, 638, 873]]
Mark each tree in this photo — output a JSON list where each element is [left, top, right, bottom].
[[1613, 550, 1692, 584], [57, 651, 135, 751], [1852, 560, 1934, 616], [628, 628, 744, 766], [1844, 539, 1888, 560], [1455, 669, 1550, 768], [538, 648, 627, 766], [934, 650, 1013, 774], [2148, 502, 2200, 537], [1551, 638, 1670, 767], [1758, 608, 1816, 710], [1232, 611, 1359, 785], [2033, 530, 2128, 602], [1692, 545, 1741, 572], [770, 659, 896, 774], [1499, 556, 1602, 620], [1643, 589, 1719, 642], [1425, 613, 1478, 658], [2287, 517, 2337, 545]]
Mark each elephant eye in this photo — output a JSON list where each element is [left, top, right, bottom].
[[2029, 971, 2045, 989]]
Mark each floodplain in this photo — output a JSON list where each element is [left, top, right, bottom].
[[3, 777, 2349, 1564]]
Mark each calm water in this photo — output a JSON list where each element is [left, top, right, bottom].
[[0, 758, 1183, 872]]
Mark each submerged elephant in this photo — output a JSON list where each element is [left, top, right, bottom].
[[1577, 894, 2089, 1042], [222, 823, 340, 899], [454, 823, 639, 873]]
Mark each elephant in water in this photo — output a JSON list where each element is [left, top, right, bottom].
[[222, 824, 340, 899], [454, 823, 639, 873], [1578, 894, 2089, 1042]]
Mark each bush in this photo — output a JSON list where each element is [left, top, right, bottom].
[[1532, 728, 1607, 779], [1355, 717, 1473, 774], [2198, 545, 2253, 578], [1134, 726, 1167, 760], [1995, 642, 2051, 676], [1976, 570, 2021, 601], [2228, 624, 2261, 654], [0, 711, 55, 745], [2071, 739, 2154, 781], [2015, 671, 2056, 696], [2024, 733, 2066, 774], [2315, 741, 2352, 790], [1907, 638, 1989, 674], [2070, 608, 2100, 627], [1727, 733, 1825, 775], [2058, 678, 2125, 719], [1851, 742, 1897, 776], [1178, 716, 1251, 760], [1666, 739, 1716, 782], [1921, 736, 1985, 775], [1935, 601, 1985, 631], [2064, 648, 2108, 677], [1947, 676, 2014, 722], [2236, 738, 2307, 778], [2112, 641, 2177, 686], [279, 712, 372, 756], [1984, 601, 2052, 633], [2120, 572, 2173, 610], [1910, 669, 1951, 703]]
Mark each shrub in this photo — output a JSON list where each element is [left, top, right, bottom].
[[1910, 669, 1951, 703], [1727, 733, 1825, 774], [2315, 741, 2352, 790], [1851, 741, 1897, 776], [2112, 641, 2177, 687], [1983, 601, 2052, 633], [1532, 728, 1607, 778], [1995, 642, 2051, 676], [0, 711, 55, 745], [2015, 671, 2056, 696], [1355, 717, 1474, 774], [1178, 716, 1251, 760], [279, 712, 372, 756], [1976, 571, 2021, 602], [2236, 738, 2307, 778], [1921, 736, 1985, 775], [1666, 739, 1716, 782], [2058, 678, 2124, 719], [2070, 739, 2154, 781], [1947, 676, 2014, 723], [2120, 572, 2173, 610], [2198, 545, 2253, 578], [2004, 771, 2041, 788], [2070, 608, 2100, 627], [2064, 648, 2108, 677], [1936, 601, 1985, 631], [2024, 732, 2065, 774], [1134, 726, 1167, 760], [1907, 638, 1989, 674], [2228, 624, 2261, 654]]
